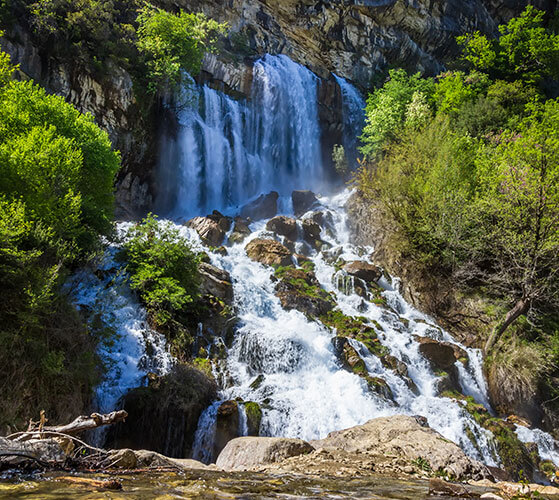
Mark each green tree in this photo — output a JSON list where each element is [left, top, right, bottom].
[[360, 69, 434, 159], [479, 100, 559, 351], [136, 4, 227, 94]]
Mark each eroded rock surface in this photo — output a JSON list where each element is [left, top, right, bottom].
[[245, 238, 293, 267]]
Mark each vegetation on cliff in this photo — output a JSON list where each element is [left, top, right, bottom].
[[356, 6, 559, 425]]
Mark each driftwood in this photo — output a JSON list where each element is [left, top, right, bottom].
[[9, 410, 128, 442]]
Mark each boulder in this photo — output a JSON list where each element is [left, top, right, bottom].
[[275, 267, 334, 317], [229, 218, 252, 245], [245, 238, 293, 267], [106, 364, 217, 459], [292, 190, 319, 217], [216, 436, 314, 471], [241, 191, 279, 220], [313, 415, 490, 480], [187, 211, 232, 247], [103, 448, 207, 470], [415, 337, 468, 371], [266, 216, 298, 241], [243, 402, 263, 436], [214, 400, 240, 461], [343, 261, 382, 284], [198, 262, 234, 304]]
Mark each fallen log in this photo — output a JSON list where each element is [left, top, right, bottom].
[[10, 411, 128, 442]]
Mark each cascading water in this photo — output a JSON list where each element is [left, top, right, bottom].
[[157, 54, 323, 218]]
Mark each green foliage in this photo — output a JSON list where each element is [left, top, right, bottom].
[[360, 69, 434, 159], [457, 6, 559, 85], [136, 4, 227, 94], [332, 144, 349, 178], [433, 71, 490, 116], [121, 214, 201, 330]]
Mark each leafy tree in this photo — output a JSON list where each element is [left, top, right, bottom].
[[457, 6, 559, 84], [136, 5, 227, 94], [479, 100, 559, 351], [360, 69, 434, 159], [121, 214, 201, 329], [433, 71, 490, 116]]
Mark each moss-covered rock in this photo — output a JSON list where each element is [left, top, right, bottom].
[[244, 401, 263, 436], [274, 266, 335, 317]]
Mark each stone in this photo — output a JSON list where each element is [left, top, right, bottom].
[[187, 211, 232, 247], [245, 238, 293, 267], [0, 437, 66, 466], [275, 267, 335, 317], [240, 191, 279, 220], [199, 262, 234, 304], [105, 448, 137, 468], [313, 415, 490, 481], [216, 436, 314, 471], [292, 190, 319, 217], [266, 216, 298, 241], [214, 400, 240, 460], [343, 261, 382, 284], [429, 478, 477, 497], [106, 364, 217, 459], [243, 402, 263, 436], [415, 337, 468, 371], [480, 494, 504, 500], [229, 218, 252, 245], [302, 219, 322, 248]]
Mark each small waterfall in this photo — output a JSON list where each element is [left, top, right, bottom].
[[159, 54, 323, 218], [334, 74, 366, 167]]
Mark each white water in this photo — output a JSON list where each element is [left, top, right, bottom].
[[158, 54, 323, 218], [67, 235, 173, 417]]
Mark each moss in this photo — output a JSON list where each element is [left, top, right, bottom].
[[192, 358, 213, 378], [300, 260, 316, 273]]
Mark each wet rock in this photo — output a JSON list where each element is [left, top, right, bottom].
[[199, 262, 234, 304], [274, 267, 334, 317], [187, 211, 232, 247], [245, 238, 293, 267], [428, 478, 477, 497], [313, 415, 490, 481], [266, 216, 298, 241], [241, 191, 279, 220], [229, 218, 252, 245], [106, 364, 217, 459], [381, 354, 419, 394], [104, 448, 208, 470], [243, 402, 263, 436], [343, 261, 382, 284], [415, 337, 468, 371], [216, 436, 314, 471], [292, 190, 319, 217], [214, 400, 240, 460], [302, 219, 322, 248]]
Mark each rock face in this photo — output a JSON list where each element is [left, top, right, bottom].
[[216, 436, 314, 471], [240, 191, 279, 220], [229, 218, 252, 245], [313, 415, 490, 480], [106, 364, 217, 459], [214, 400, 241, 461], [292, 190, 319, 217], [245, 238, 293, 267], [266, 216, 298, 241], [199, 262, 234, 304], [416, 337, 467, 371], [187, 211, 232, 247], [343, 261, 382, 284]]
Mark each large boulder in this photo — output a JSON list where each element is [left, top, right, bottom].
[[266, 216, 298, 241], [187, 211, 231, 247], [313, 415, 490, 480], [343, 261, 382, 284], [245, 238, 293, 267], [241, 192, 279, 220], [104, 448, 207, 471], [216, 436, 314, 471], [302, 218, 322, 248], [292, 190, 319, 217], [198, 262, 234, 304], [106, 364, 217, 459], [274, 267, 335, 317]]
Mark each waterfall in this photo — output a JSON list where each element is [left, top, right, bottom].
[[334, 74, 366, 167], [158, 54, 323, 218]]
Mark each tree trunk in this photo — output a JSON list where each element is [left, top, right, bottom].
[[484, 297, 530, 353]]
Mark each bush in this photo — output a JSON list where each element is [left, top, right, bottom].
[[136, 5, 227, 94], [120, 214, 201, 331]]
